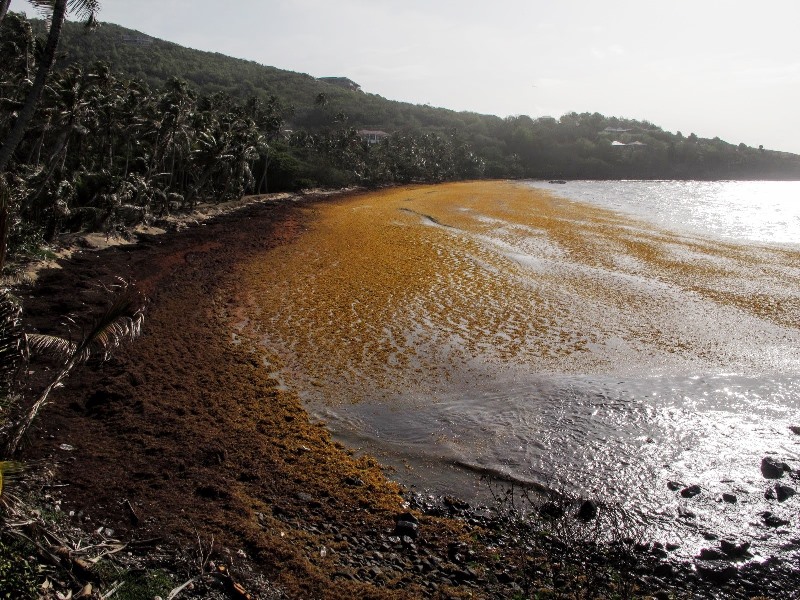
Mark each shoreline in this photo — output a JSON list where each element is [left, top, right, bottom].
[[11, 185, 800, 598]]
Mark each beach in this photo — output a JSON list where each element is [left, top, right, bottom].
[[18, 182, 800, 598]]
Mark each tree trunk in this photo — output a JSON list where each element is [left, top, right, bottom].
[[0, 0, 67, 271], [258, 151, 270, 194], [0, 0, 12, 26], [0, 0, 67, 174]]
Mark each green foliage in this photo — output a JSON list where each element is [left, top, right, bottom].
[[92, 562, 173, 600], [48, 19, 800, 183], [3, 14, 800, 258], [0, 537, 38, 600]]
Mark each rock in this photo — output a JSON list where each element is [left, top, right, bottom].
[[443, 496, 470, 510], [395, 520, 418, 540], [721, 493, 737, 503], [776, 485, 796, 502], [539, 501, 565, 519], [761, 457, 788, 479], [698, 548, 726, 560], [667, 481, 683, 491], [654, 563, 674, 578], [761, 512, 790, 528], [577, 499, 598, 521], [342, 476, 364, 487], [765, 487, 777, 500], [680, 484, 702, 498], [696, 563, 738, 584], [720, 540, 751, 559], [789, 425, 800, 435]]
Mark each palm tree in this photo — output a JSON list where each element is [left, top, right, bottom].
[[0, 0, 12, 26], [3, 279, 144, 455], [0, 0, 100, 269]]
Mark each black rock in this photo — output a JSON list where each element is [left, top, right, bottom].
[[761, 456, 788, 479], [654, 563, 674, 578], [720, 540, 751, 559], [776, 485, 796, 502], [697, 563, 738, 584], [681, 484, 702, 498], [539, 501, 565, 519], [789, 425, 800, 435], [395, 520, 419, 540], [667, 481, 683, 491], [443, 496, 470, 510], [761, 512, 790, 528], [577, 499, 598, 521], [698, 548, 726, 560], [721, 493, 737, 503]]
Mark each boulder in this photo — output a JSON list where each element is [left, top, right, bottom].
[[721, 493, 737, 504]]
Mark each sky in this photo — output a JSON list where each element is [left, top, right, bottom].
[[19, 0, 800, 154]]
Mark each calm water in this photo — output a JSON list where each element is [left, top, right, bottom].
[[303, 181, 800, 560], [529, 180, 800, 245]]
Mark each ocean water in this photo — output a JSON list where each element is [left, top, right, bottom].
[[247, 181, 800, 560], [528, 180, 800, 245]]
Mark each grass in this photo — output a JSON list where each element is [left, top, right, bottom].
[[0, 535, 39, 600]]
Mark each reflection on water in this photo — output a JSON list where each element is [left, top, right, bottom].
[[241, 181, 800, 561], [529, 180, 800, 245], [317, 372, 800, 558]]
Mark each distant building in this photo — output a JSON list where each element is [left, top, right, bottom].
[[603, 126, 632, 133], [318, 77, 362, 92], [358, 130, 389, 144], [611, 140, 647, 147]]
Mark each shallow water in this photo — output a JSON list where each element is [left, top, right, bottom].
[[240, 181, 800, 560]]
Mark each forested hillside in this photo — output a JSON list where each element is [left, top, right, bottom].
[[52, 20, 800, 182], [2, 13, 800, 267]]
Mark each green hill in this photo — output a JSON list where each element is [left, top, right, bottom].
[[50, 20, 800, 181]]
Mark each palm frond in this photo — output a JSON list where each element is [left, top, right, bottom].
[[78, 279, 144, 363], [28, 0, 100, 23], [26, 333, 76, 362]]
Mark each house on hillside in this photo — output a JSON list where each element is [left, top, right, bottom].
[[318, 77, 362, 92], [611, 140, 647, 147], [358, 130, 389, 145]]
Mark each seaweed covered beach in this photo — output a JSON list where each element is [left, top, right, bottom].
[[14, 183, 800, 599]]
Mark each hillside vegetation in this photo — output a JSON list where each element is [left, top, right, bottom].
[[53, 20, 800, 182], [2, 14, 800, 265]]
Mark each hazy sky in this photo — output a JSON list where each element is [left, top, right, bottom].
[[19, 0, 800, 154]]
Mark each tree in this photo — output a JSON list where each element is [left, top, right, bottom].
[[0, 0, 99, 269]]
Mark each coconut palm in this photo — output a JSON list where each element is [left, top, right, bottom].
[[3, 279, 143, 456], [0, 0, 100, 269]]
